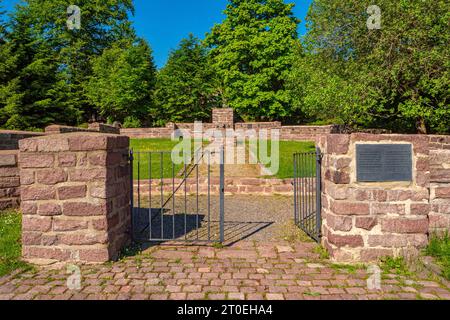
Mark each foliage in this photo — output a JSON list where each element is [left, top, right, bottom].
[[426, 232, 450, 280], [0, 0, 448, 132], [0, 0, 139, 130], [290, 0, 450, 134], [0, 210, 32, 277], [123, 115, 143, 129], [153, 34, 219, 126], [380, 256, 413, 277], [86, 39, 156, 125], [205, 0, 300, 122]]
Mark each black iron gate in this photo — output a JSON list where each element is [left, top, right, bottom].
[[293, 148, 322, 242], [130, 147, 225, 244]]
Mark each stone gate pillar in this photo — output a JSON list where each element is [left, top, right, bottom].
[[19, 133, 131, 264], [319, 134, 431, 262], [212, 108, 234, 129]]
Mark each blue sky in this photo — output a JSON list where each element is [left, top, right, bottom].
[[2, 0, 313, 68]]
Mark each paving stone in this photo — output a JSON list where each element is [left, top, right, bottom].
[[0, 240, 446, 301]]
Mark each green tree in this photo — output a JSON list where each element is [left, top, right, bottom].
[[0, 3, 76, 130], [205, 0, 299, 122], [86, 39, 156, 125], [295, 0, 449, 134], [0, 0, 137, 130], [153, 34, 220, 125]]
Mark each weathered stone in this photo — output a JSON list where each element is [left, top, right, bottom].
[[355, 217, 377, 231], [380, 217, 429, 234], [58, 185, 86, 200]]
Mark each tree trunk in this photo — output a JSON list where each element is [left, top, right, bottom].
[[416, 117, 427, 134]]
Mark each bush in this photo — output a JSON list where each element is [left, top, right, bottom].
[[123, 116, 142, 128]]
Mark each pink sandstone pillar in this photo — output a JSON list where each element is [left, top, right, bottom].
[[319, 134, 431, 262], [19, 133, 131, 264], [212, 108, 234, 129]]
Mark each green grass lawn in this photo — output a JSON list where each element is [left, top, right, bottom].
[[0, 210, 31, 277], [130, 138, 205, 179], [131, 138, 316, 180], [253, 140, 316, 179], [426, 233, 450, 280]]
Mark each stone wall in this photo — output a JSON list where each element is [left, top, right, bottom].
[[0, 150, 20, 210], [19, 133, 131, 264], [0, 130, 44, 150], [46, 124, 120, 135], [88, 123, 120, 135], [212, 108, 234, 129], [120, 107, 336, 142], [319, 134, 432, 262], [429, 135, 450, 233], [134, 177, 294, 196]]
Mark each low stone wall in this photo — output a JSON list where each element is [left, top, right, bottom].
[[46, 123, 119, 135], [134, 177, 294, 196], [0, 130, 45, 150], [0, 150, 20, 210], [281, 125, 338, 142], [120, 127, 174, 139], [429, 135, 450, 233], [319, 134, 432, 262], [19, 133, 131, 264], [88, 123, 120, 135], [212, 108, 234, 129]]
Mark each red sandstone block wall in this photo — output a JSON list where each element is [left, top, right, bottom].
[[320, 134, 432, 262], [0, 150, 20, 210], [19, 133, 131, 264], [429, 135, 450, 233], [0, 130, 44, 150], [134, 177, 294, 196]]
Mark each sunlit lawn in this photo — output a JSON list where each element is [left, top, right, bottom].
[[0, 210, 32, 277], [130, 139, 206, 179], [252, 140, 316, 179]]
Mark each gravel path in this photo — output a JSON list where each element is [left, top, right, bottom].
[[133, 195, 295, 244]]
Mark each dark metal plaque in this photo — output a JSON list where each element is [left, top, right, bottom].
[[356, 144, 412, 182]]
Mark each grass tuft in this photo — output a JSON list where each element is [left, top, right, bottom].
[[380, 256, 413, 277], [0, 210, 32, 277], [425, 232, 450, 280]]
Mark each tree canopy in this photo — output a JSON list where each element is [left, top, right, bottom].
[[289, 0, 449, 134], [0, 0, 448, 134], [86, 39, 156, 127], [0, 0, 141, 130], [205, 0, 300, 122], [153, 34, 219, 126]]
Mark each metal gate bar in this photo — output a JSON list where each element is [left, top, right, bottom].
[[130, 147, 225, 243], [293, 147, 322, 242]]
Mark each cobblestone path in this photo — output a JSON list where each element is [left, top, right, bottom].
[[0, 241, 448, 300]]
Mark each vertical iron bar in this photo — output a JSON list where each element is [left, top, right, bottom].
[[316, 147, 322, 240], [293, 154, 298, 226], [149, 152, 152, 240], [307, 153, 313, 232], [184, 159, 187, 240], [207, 151, 211, 241], [129, 150, 134, 242], [148, 153, 151, 240], [219, 145, 225, 243], [302, 154, 306, 228], [172, 161, 175, 240], [137, 153, 141, 211], [160, 152, 164, 240], [196, 152, 199, 241]]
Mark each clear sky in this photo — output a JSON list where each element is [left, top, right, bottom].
[[2, 0, 313, 68]]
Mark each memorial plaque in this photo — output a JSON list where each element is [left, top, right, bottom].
[[356, 144, 413, 182]]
